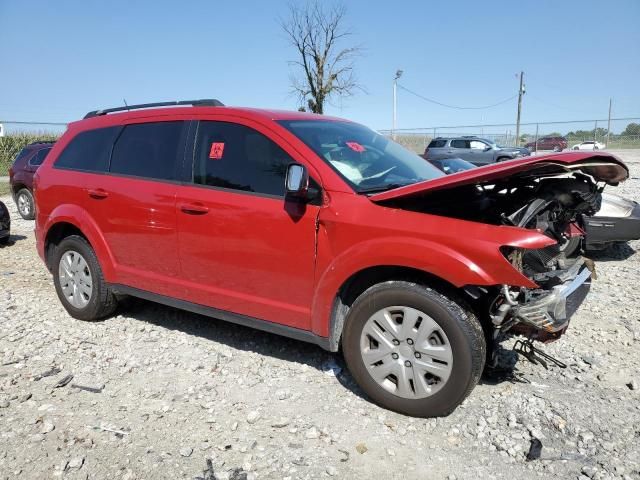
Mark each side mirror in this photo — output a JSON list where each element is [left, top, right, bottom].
[[285, 164, 309, 198], [484, 146, 493, 152]]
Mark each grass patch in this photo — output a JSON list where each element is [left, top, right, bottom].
[[0, 181, 11, 197]]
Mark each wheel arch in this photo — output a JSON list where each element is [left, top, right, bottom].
[[323, 265, 473, 352], [11, 182, 28, 197], [43, 206, 116, 280]]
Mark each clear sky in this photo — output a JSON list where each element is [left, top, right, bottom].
[[1, 0, 639, 132]]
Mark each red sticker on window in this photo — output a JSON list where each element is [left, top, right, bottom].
[[209, 142, 225, 159], [346, 141, 365, 153]]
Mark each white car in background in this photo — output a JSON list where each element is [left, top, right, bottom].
[[572, 141, 605, 150]]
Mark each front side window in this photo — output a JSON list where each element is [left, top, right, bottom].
[[55, 127, 120, 172], [470, 140, 487, 150], [110, 121, 185, 181], [29, 147, 52, 166], [193, 121, 294, 197], [279, 120, 443, 193]]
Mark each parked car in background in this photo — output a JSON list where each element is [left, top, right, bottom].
[[572, 141, 605, 151], [9, 141, 55, 219], [0, 200, 10, 245], [424, 136, 529, 165], [34, 99, 628, 417], [524, 136, 567, 152], [565, 193, 640, 255]]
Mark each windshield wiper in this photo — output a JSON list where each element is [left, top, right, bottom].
[[357, 183, 413, 194]]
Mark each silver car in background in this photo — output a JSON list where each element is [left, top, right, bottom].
[[424, 136, 530, 165]]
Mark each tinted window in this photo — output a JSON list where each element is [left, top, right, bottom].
[[29, 147, 52, 166], [451, 139, 469, 149], [193, 121, 293, 196], [12, 148, 33, 166], [428, 139, 447, 148], [55, 127, 120, 172], [110, 121, 184, 181]]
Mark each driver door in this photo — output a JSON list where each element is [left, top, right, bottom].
[[175, 120, 321, 330], [469, 140, 493, 165]]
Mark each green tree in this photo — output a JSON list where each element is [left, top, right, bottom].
[[621, 123, 640, 136]]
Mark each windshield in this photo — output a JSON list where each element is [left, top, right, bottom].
[[278, 120, 444, 193]]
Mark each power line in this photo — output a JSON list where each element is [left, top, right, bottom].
[[397, 84, 518, 110]]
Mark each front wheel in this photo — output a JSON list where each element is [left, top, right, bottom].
[[15, 188, 35, 220], [52, 235, 118, 321], [342, 281, 485, 417]]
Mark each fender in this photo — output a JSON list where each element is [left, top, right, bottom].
[[309, 233, 553, 339], [43, 204, 117, 282]]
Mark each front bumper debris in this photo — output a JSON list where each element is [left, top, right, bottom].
[[513, 259, 592, 333]]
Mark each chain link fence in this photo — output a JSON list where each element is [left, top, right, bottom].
[[2, 117, 640, 175], [381, 117, 640, 154], [0, 122, 66, 176]]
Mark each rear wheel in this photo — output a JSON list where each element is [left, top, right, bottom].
[[16, 188, 35, 220], [342, 281, 485, 417], [52, 235, 117, 321]]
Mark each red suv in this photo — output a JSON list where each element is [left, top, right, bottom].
[[9, 141, 55, 219], [524, 136, 568, 152], [34, 100, 628, 417]]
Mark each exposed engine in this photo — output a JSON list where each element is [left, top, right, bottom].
[[385, 170, 604, 342]]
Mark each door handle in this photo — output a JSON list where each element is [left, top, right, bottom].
[[88, 188, 109, 199], [179, 203, 209, 215]]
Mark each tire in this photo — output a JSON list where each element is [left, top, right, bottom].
[[342, 281, 486, 417], [559, 236, 581, 257], [15, 188, 35, 220], [496, 156, 510, 162], [52, 235, 117, 321], [0, 236, 8, 246]]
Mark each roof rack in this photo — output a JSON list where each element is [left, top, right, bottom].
[[83, 99, 224, 119]]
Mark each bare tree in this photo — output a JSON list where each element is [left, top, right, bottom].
[[281, 1, 362, 114]]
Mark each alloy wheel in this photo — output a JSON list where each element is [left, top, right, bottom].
[[17, 193, 31, 217]]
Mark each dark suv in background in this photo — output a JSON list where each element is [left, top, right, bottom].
[[9, 141, 54, 219], [423, 136, 529, 165], [524, 136, 567, 152]]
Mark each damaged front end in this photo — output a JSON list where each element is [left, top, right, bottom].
[[371, 153, 629, 344], [491, 175, 602, 342]]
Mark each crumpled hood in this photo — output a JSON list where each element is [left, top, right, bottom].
[[370, 151, 628, 203]]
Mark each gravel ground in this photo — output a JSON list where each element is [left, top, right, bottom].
[[1, 150, 639, 480]]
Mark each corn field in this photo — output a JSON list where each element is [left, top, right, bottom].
[[0, 133, 60, 175]]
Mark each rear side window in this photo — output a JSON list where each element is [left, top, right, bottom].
[[55, 127, 120, 172], [12, 148, 33, 166], [450, 139, 469, 149], [193, 121, 294, 197], [110, 121, 185, 181], [29, 147, 52, 166], [428, 139, 446, 148]]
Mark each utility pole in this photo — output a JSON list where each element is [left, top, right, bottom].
[[392, 70, 403, 140], [515, 71, 524, 146], [606, 98, 612, 147]]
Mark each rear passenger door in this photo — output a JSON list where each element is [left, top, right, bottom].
[[449, 139, 472, 161], [175, 120, 320, 330], [85, 120, 189, 296]]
